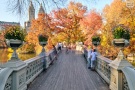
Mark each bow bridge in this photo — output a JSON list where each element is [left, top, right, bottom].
[[0, 46, 135, 90]]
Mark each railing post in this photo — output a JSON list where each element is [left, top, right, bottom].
[[39, 46, 46, 71], [1, 61, 27, 90], [12, 65, 27, 90], [39, 40, 47, 71], [109, 50, 132, 90]]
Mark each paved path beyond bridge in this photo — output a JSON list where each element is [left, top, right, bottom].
[[28, 49, 109, 90]]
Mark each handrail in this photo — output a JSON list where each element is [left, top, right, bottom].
[[96, 55, 112, 84], [25, 56, 44, 84], [97, 55, 112, 63], [0, 68, 13, 90], [122, 66, 135, 90], [0, 44, 59, 90], [24, 55, 44, 63]]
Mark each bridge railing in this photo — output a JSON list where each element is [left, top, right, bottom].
[[122, 66, 135, 90], [25, 56, 44, 85], [0, 47, 58, 90], [0, 68, 13, 90], [83, 48, 135, 90], [96, 55, 111, 84]]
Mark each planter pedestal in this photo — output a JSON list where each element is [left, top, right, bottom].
[[1, 39, 27, 90], [39, 41, 47, 56], [109, 39, 132, 90], [2, 39, 26, 68], [92, 41, 100, 47], [39, 41, 47, 70]]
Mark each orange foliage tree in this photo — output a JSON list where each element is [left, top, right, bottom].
[[26, 13, 56, 52], [102, 0, 135, 58], [51, 2, 87, 44], [80, 10, 102, 45]]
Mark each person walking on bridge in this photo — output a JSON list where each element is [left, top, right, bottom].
[[90, 49, 97, 71], [87, 46, 92, 69]]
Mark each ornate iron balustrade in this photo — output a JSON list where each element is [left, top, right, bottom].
[[0, 48, 57, 90], [96, 55, 112, 84], [25, 56, 44, 84], [123, 74, 129, 90], [4, 74, 12, 90], [0, 68, 13, 90]]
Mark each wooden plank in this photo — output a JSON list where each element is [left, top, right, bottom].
[[27, 48, 109, 90]]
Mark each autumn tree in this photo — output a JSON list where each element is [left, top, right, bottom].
[[52, 2, 87, 44], [80, 10, 102, 45], [25, 12, 56, 52], [102, 0, 135, 57]]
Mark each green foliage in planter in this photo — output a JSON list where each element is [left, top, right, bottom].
[[113, 25, 130, 40], [92, 36, 101, 42], [38, 34, 48, 42], [4, 26, 25, 41]]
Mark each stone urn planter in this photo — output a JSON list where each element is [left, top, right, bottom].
[[38, 34, 48, 56], [91, 35, 101, 55], [3, 26, 26, 67], [6, 39, 23, 48], [4, 26, 25, 61], [112, 38, 129, 47], [112, 24, 130, 48], [38, 34, 48, 70], [92, 36, 101, 47], [6, 39, 23, 61], [92, 41, 100, 47], [39, 41, 47, 47], [39, 41, 47, 56]]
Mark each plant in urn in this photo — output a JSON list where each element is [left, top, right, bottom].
[[92, 35, 101, 47], [38, 34, 48, 56], [4, 26, 25, 61]]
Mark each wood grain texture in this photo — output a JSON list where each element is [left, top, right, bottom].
[[28, 49, 109, 90]]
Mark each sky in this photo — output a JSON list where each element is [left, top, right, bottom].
[[0, 0, 113, 27]]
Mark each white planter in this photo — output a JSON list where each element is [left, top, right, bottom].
[[5, 39, 23, 61], [113, 39, 129, 47], [39, 41, 47, 47], [92, 41, 100, 46], [6, 39, 23, 48]]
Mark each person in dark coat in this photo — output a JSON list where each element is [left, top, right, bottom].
[[53, 45, 57, 60]]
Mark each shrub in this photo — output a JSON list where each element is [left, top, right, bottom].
[[38, 34, 48, 42], [92, 36, 101, 42], [113, 25, 130, 40], [4, 26, 25, 41]]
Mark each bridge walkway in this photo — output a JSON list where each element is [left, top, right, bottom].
[[28, 48, 109, 90]]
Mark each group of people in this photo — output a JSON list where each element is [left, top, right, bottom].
[[87, 47, 97, 71], [65, 43, 76, 53], [53, 42, 98, 71]]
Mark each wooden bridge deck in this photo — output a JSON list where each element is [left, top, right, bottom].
[[28, 49, 109, 90]]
